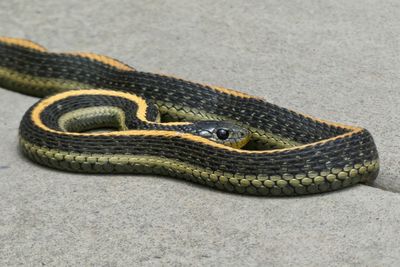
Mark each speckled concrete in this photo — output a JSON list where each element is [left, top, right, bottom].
[[0, 0, 399, 266]]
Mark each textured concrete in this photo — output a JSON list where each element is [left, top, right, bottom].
[[0, 0, 399, 266]]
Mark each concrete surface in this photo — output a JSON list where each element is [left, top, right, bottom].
[[0, 0, 399, 266]]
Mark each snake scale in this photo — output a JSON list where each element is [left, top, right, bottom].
[[0, 37, 379, 196]]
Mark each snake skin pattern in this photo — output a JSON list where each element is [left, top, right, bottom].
[[0, 37, 380, 196]]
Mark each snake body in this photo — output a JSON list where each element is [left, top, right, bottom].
[[0, 37, 379, 196]]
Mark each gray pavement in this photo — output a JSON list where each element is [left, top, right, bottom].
[[0, 0, 399, 266]]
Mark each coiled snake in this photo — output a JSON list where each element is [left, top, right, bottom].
[[0, 37, 379, 196]]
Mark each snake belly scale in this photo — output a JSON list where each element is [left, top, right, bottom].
[[0, 37, 379, 196]]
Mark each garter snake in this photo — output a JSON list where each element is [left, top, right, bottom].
[[0, 37, 379, 196]]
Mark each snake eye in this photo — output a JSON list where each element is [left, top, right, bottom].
[[216, 129, 229, 140]]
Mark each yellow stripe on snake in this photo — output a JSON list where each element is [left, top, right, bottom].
[[0, 37, 379, 195]]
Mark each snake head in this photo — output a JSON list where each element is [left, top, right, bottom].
[[192, 120, 250, 148]]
